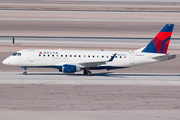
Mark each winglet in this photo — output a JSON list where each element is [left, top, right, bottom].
[[107, 53, 117, 62]]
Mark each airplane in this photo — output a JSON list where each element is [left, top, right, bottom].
[[2, 24, 176, 76]]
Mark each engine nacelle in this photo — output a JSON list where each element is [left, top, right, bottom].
[[62, 64, 81, 73]]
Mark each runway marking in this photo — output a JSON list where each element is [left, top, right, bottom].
[[1, 18, 180, 22], [1, 9, 180, 13]]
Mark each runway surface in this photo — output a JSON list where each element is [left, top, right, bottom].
[[1, 37, 180, 46], [1, 1, 180, 120], [1, 10, 180, 37], [2, 18, 180, 22], [1, 110, 180, 120], [1, 84, 180, 119], [0, 72, 180, 85]]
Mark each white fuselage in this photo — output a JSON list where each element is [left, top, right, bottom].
[[3, 49, 164, 70], [2, 24, 176, 75]]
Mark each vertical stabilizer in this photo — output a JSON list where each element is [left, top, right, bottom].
[[142, 24, 174, 54]]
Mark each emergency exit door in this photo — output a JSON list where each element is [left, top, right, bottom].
[[29, 50, 35, 62], [129, 51, 134, 64]]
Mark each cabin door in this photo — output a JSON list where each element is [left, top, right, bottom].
[[29, 50, 35, 62], [129, 51, 134, 64]]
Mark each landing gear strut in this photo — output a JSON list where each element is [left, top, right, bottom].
[[83, 70, 92, 76], [22, 67, 27, 75]]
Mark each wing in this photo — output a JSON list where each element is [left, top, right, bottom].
[[79, 61, 107, 68], [79, 53, 117, 68]]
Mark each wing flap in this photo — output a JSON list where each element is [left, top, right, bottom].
[[79, 61, 106, 68]]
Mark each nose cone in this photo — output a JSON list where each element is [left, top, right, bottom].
[[2, 58, 10, 65]]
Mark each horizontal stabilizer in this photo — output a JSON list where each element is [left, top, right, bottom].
[[152, 54, 176, 61]]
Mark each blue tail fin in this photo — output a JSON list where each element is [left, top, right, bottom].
[[142, 24, 174, 54]]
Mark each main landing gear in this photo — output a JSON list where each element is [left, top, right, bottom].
[[83, 69, 92, 76], [22, 67, 27, 75]]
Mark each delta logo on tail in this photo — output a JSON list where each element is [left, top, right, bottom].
[[142, 24, 174, 54]]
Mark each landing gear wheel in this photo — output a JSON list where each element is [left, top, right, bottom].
[[83, 70, 87, 75], [83, 70, 92, 76], [87, 71, 92, 76], [23, 71, 27, 75], [22, 67, 27, 75]]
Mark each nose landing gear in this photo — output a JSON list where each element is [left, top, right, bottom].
[[23, 71, 27, 75], [22, 67, 27, 75]]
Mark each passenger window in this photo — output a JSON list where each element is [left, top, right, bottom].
[[61, 55, 63, 57], [74, 55, 76, 57], [115, 56, 117, 58], [88, 55, 90, 58], [107, 56, 108, 58], [84, 55, 86, 57], [39, 54, 41, 57], [102, 56, 104, 58], [79, 55, 81, 57], [120, 56, 122, 58], [52, 55, 54, 57], [124, 56, 126, 58], [70, 55, 72, 57], [43, 55, 45, 57], [97, 55, 99, 58], [48, 55, 50, 57], [65, 55, 67, 57], [93, 55, 95, 58]]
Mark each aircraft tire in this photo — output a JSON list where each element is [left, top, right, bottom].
[[83, 70, 87, 75], [87, 71, 92, 76], [83, 70, 92, 76], [23, 71, 27, 75]]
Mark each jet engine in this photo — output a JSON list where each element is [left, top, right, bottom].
[[62, 64, 81, 73]]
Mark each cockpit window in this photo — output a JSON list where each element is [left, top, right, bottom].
[[12, 52, 21, 56], [12, 52, 17, 56], [17, 53, 21, 56]]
